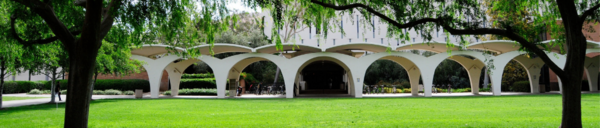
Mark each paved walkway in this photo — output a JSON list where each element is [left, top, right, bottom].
[[3, 91, 597, 108]]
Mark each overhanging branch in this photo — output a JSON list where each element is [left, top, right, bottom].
[[10, 15, 81, 46], [98, 0, 122, 40], [310, 0, 567, 78], [580, 3, 600, 23]]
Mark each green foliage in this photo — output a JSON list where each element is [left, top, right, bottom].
[[60, 90, 67, 94], [95, 41, 144, 77], [1, 81, 44, 94], [403, 88, 411, 93], [480, 88, 491, 92], [164, 88, 218, 95], [123, 91, 135, 95], [180, 78, 216, 89], [511, 81, 531, 92], [45, 79, 150, 92], [27, 89, 42, 95], [93, 90, 105, 95], [433, 59, 469, 88], [365, 60, 408, 85], [104, 89, 123, 95], [501, 60, 528, 91], [181, 73, 214, 79]]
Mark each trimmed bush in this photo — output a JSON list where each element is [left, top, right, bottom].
[[104, 89, 122, 95], [511, 81, 531, 92], [480, 88, 491, 92], [2, 81, 46, 94], [181, 73, 214, 79], [42, 90, 52, 94], [403, 88, 411, 93], [93, 90, 105, 95], [27, 89, 43, 95], [180, 78, 216, 89], [123, 91, 134, 95], [43, 79, 150, 92], [60, 90, 67, 94], [164, 88, 217, 95]]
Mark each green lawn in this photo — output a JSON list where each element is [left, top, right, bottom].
[[2, 96, 47, 101], [0, 94, 598, 127]]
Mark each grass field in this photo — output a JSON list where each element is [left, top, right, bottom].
[[0, 94, 598, 127], [2, 96, 46, 101]]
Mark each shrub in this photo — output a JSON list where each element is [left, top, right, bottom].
[[396, 89, 403, 93], [104, 89, 122, 95], [42, 90, 52, 94], [2, 81, 46, 94], [28, 89, 43, 95], [123, 91, 134, 95], [403, 88, 411, 93], [479, 88, 491, 92], [511, 81, 531, 92], [165, 88, 218, 95], [44, 79, 150, 92], [60, 90, 67, 94], [181, 73, 214, 79], [180, 78, 216, 89], [93, 90, 105, 95], [400, 81, 410, 89]]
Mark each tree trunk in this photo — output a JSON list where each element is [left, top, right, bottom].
[[90, 72, 98, 99], [63, 0, 103, 127], [482, 68, 489, 89], [1, 59, 5, 109], [28, 70, 31, 81], [50, 68, 56, 103]]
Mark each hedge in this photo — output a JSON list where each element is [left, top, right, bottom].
[[511, 81, 531, 92], [2, 79, 150, 94], [163, 88, 217, 95], [43, 79, 150, 92], [181, 73, 214, 79], [2, 81, 45, 94], [180, 78, 216, 89]]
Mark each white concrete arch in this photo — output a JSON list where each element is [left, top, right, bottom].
[[325, 43, 391, 54], [447, 56, 486, 95], [294, 56, 357, 97], [413, 51, 488, 97], [131, 44, 186, 57], [357, 52, 425, 96], [487, 51, 534, 95], [217, 53, 292, 98], [164, 56, 222, 96], [397, 41, 461, 53], [131, 54, 184, 98], [512, 55, 543, 93], [255, 44, 323, 56], [288, 52, 360, 97], [584, 56, 599, 91], [466, 40, 519, 54], [188, 43, 254, 55]]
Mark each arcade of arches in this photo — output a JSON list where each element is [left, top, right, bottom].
[[130, 41, 600, 98]]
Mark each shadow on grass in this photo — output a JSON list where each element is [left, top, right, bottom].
[[0, 99, 119, 115]]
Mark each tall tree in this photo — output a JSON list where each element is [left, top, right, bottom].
[[254, 0, 599, 127], [4, 0, 232, 126], [92, 41, 144, 92]]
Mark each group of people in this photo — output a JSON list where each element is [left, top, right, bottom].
[[363, 85, 389, 94], [240, 83, 285, 96]]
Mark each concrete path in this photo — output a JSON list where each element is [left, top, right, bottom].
[[3, 91, 597, 108]]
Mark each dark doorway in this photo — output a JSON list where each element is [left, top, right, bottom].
[[300, 60, 347, 94]]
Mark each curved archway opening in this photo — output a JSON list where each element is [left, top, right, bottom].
[[432, 59, 471, 93], [300, 60, 346, 94], [167, 61, 217, 96], [500, 60, 531, 93], [364, 60, 410, 94], [226, 57, 287, 97]]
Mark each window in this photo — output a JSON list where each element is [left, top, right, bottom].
[[301, 39, 304, 44], [413, 38, 415, 42], [380, 38, 383, 44], [333, 39, 336, 45], [349, 39, 352, 42]]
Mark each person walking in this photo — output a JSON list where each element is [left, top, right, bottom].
[[257, 83, 262, 95], [55, 81, 62, 101]]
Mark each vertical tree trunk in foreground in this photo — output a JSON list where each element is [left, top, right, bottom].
[[63, 0, 103, 127], [557, 1, 586, 127], [0, 59, 5, 109]]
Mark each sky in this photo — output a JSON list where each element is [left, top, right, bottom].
[[227, 0, 261, 13]]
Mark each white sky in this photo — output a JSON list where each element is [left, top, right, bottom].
[[227, 0, 261, 13]]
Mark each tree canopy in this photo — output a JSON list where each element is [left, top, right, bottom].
[[251, 0, 599, 127]]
